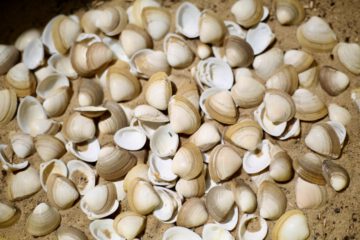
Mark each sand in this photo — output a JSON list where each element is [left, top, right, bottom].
[[0, 0, 360, 239]]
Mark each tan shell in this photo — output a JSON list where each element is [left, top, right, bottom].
[[0, 45, 19, 75], [99, 101, 128, 134], [298, 66, 319, 88], [35, 134, 66, 161], [0, 89, 17, 127], [263, 89, 296, 124], [189, 122, 221, 152], [56, 226, 88, 240], [8, 166, 41, 201], [78, 78, 104, 107], [164, 33, 195, 69], [284, 49, 314, 73], [276, 0, 305, 25], [5, 63, 36, 97], [258, 181, 287, 220], [172, 142, 203, 180], [272, 210, 310, 240], [142, 7, 171, 41], [199, 10, 226, 45], [123, 163, 149, 192], [295, 177, 326, 209], [46, 174, 79, 210], [328, 103, 351, 126], [269, 144, 294, 182], [175, 169, 206, 198], [333, 42, 360, 75], [266, 65, 299, 95], [292, 88, 328, 121], [26, 203, 61, 237], [130, 49, 171, 78], [145, 72, 172, 110], [293, 152, 326, 185], [224, 118, 263, 151], [9, 132, 34, 159], [231, 76, 265, 108], [120, 24, 153, 57], [319, 66, 349, 96], [113, 211, 146, 240], [168, 95, 201, 134], [322, 160, 350, 192], [63, 112, 96, 143], [205, 90, 238, 125], [253, 47, 284, 80], [0, 202, 20, 228], [205, 186, 234, 222], [224, 35, 254, 68], [209, 144, 242, 182], [177, 198, 208, 228], [231, 0, 264, 28], [230, 179, 257, 213], [96, 145, 137, 181]]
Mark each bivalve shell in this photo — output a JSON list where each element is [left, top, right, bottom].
[[150, 124, 179, 158], [203, 224, 234, 240], [6, 63, 36, 97], [295, 177, 326, 209], [263, 89, 296, 124], [275, 0, 305, 25], [293, 152, 326, 185], [0, 144, 29, 171], [175, 2, 201, 38], [67, 160, 96, 195], [56, 226, 88, 240], [39, 159, 68, 192], [130, 49, 171, 78], [0, 89, 17, 127], [205, 186, 235, 222], [237, 214, 268, 240], [284, 49, 314, 73], [26, 203, 61, 237], [113, 211, 145, 240], [328, 103, 351, 126], [177, 198, 208, 228], [230, 76, 265, 108], [322, 160, 350, 191], [230, 179, 257, 213], [199, 10, 226, 45], [164, 33, 194, 68], [175, 169, 206, 198], [0, 45, 19, 74], [292, 88, 328, 121], [224, 35, 254, 68], [246, 23, 275, 55], [258, 181, 287, 220], [272, 210, 310, 240], [23, 38, 44, 70], [120, 24, 153, 57], [266, 65, 299, 95], [35, 134, 66, 161], [333, 42, 360, 75], [242, 139, 271, 174], [114, 127, 147, 151], [78, 79, 104, 107], [172, 143, 203, 180], [231, 0, 263, 28], [253, 48, 284, 79], [145, 72, 172, 110], [205, 90, 238, 125], [9, 132, 34, 159], [153, 187, 182, 223], [162, 226, 202, 240], [46, 174, 79, 210], [319, 66, 349, 96], [99, 101, 128, 135], [142, 7, 171, 41], [15, 29, 41, 51], [63, 112, 96, 143], [89, 219, 122, 240], [0, 202, 20, 228], [189, 122, 221, 152], [8, 166, 41, 201]]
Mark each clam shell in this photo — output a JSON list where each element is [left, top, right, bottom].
[[319, 66, 349, 96], [258, 181, 287, 220], [231, 76, 265, 108], [74, 106, 107, 118], [293, 152, 326, 185], [0, 89, 17, 127], [99, 101, 128, 135], [254, 103, 287, 137], [124, 164, 149, 192], [0, 144, 28, 171], [253, 48, 284, 79], [333, 42, 360, 75], [298, 66, 318, 88], [243, 139, 271, 174], [175, 2, 201, 38], [56, 226, 88, 240], [66, 138, 100, 163], [266, 65, 299, 95], [269, 145, 294, 182], [26, 203, 61, 237], [35, 134, 66, 161], [237, 214, 268, 240], [78, 78, 104, 107], [328, 103, 351, 126], [322, 160, 350, 191], [148, 153, 177, 183], [172, 143, 203, 180], [206, 186, 235, 222], [130, 49, 171, 78], [46, 174, 79, 210], [224, 35, 254, 68], [224, 20, 247, 39], [275, 0, 305, 25], [8, 166, 41, 201], [67, 160, 96, 195], [0, 202, 20, 228], [205, 90, 238, 125], [114, 127, 147, 151], [9, 132, 34, 159], [6, 63, 36, 97], [153, 187, 182, 223], [15, 29, 41, 51], [230, 179, 257, 213], [0, 45, 19, 74], [63, 112, 96, 143], [145, 72, 172, 111], [48, 54, 78, 79], [175, 169, 206, 198], [199, 10, 226, 45], [120, 24, 153, 57], [189, 122, 221, 152], [295, 177, 326, 209], [134, 104, 169, 123], [284, 49, 314, 73], [150, 124, 179, 158], [292, 88, 328, 121], [162, 226, 202, 240], [272, 210, 310, 240], [263, 89, 296, 124], [39, 159, 68, 192], [246, 23, 275, 55], [164, 33, 194, 68], [202, 224, 234, 240], [177, 198, 208, 228], [231, 0, 263, 28], [89, 219, 122, 240], [113, 211, 145, 239], [142, 7, 171, 41], [23, 38, 44, 70]]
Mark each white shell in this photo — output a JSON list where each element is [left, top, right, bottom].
[[149, 153, 178, 182], [162, 226, 202, 240], [175, 2, 201, 38], [254, 103, 287, 137], [89, 219, 124, 240], [23, 38, 44, 70], [328, 103, 351, 126], [36, 73, 70, 99], [202, 224, 234, 240], [9, 132, 34, 159], [153, 187, 182, 223], [0, 144, 28, 171], [215, 206, 239, 231], [246, 23, 275, 55], [39, 159, 68, 191], [237, 214, 268, 240], [67, 160, 96, 195], [150, 124, 179, 158], [253, 48, 284, 79], [15, 29, 41, 51], [48, 54, 78, 79], [114, 127, 147, 151], [134, 104, 169, 123], [279, 118, 301, 140], [199, 88, 222, 117], [66, 138, 100, 163], [224, 21, 247, 39], [243, 140, 271, 174], [103, 37, 129, 63]]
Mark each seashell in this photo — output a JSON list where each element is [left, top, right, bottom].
[[258, 181, 287, 220], [263, 89, 296, 124], [275, 0, 305, 25], [35, 134, 66, 161], [44, 87, 71, 117], [351, 88, 360, 112], [164, 33, 194, 68], [80, 183, 119, 220], [333, 42, 360, 75], [231, 0, 263, 28], [253, 48, 284, 79], [5, 63, 36, 97], [242, 139, 271, 174], [36, 72, 69, 97], [175, 2, 201, 38], [328, 103, 351, 126], [0, 89, 17, 127], [26, 203, 61, 237], [246, 23, 275, 55], [266, 65, 299, 94], [130, 49, 171, 78], [78, 78, 104, 107], [199, 10, 226, 45], [134, 104, 169, 123], [114, 126, 146, 151], [206, 186, 235, 222], [9, 132, 34, 159], [48, 54, 78, 79], [292, 88, 328, 121], [106, 61, 140, 102], [56, 226, 88, 240], [284, 49, 314, 73], [63, 112, 96, 143], [225, 20, 247, 39], [205, 90, 238, 125], [39, 159, 68, 192], [172, 143, 203, 180], [209, 144, 242, 182], [102, 37, 129, 64], [225, 118, 263, 151], [89, 219, 122, 240], [8, 166, 41, 201], [224, 35, 254, 68], [74, 106, 108, 118], [196, 42, 212, 59], [298, 66, 318, 88], [177, 198, 208, 228], [67, 160, 96, 195], [96, 145, 136, 181], [296, 16, 337, 52], [214, 204, 239, 231], [293, 152, 326, 185], [322, 160, 350, 191], [15, 29, 41, 51], [176, 169, 206, 198], [202, 224, 233, 240], [46, 174, 79, 210], [42, 15, 81, 55], [199, 89, 222, 116], [67, 138, 100, 163], [195, 57, 234, 90], [153, 187, 182, 223], [120, 24, 153, 57], [145, 72, 172, 110], [150, 124, 179, 158], [124, 164, 149, 192], [168, 95, 201, 134], [230, 179, 257, 213], [254, 102, 287, 137], [231, 76, 265, 108], [162, 226, 202, 240], [23, 38, 44, 70], [142, 7, 171, 40], [128, 178, 161, 215], [272, 210, 310, 240], [113, 211, 145, 239], [295, 177, 326, 209], [279, 117, 301, 140], [319, 66, 349, 96], [0, 202, 20, 228], [305, 121, 345, 159], [0, 144, 28, 171], [269, 144, 293, 182], [237, 214, 268, 240], [148, 153, 177, 185], [99, 101, 128, 135], [189, 122, 221, 152], [128, 0, 161, 27], [0, 45, 19, 74]]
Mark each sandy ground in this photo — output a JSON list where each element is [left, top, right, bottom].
[[0, 0, 360, 239]]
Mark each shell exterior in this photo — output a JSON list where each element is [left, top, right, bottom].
[[89, 219, 122, 240], [6, 63, 36, 97], [328, 103, 351, 126], [202, 224, 234, 240], [56, 226, 88, 240], [231, 0, 264, 28], [225, 118, 263, 151], [63, 112, 96, 143], [35, 134, 66, 161], [153, 187, 182, 223], [46, 174, 79, 210], [78, 79, 104, 107], [296, 16, 337, 52], [164, 33, 194, 68], [175, 2, 201, 38], [177, 198, 208, 228], [254, 102, 287, 137], [8, 166, 41, 201], [15, 29, 41, 51], [295, 177, 326, 209], [205, 90, 238, 125], [258, 181, 287, 220], [322, 160, 350, 191], [150, 124, 179, 158], [23, 38, 44, 70], [231, 76, 265, 108], [172, 143, 203, 180], [0, 89, 18, 127], [246, 23, 275, 55], [113, 211, 146, 239], [275, 0, 305, 25], [48, 54, 78, 79], [96, 145, 136, 181], [134, 104, 169, 123], [145, 72, 172, 110], [0, 45, 19, 75], [67, 160, 96, 195], [269, 144, 294, 182], [163, 226, 202, 240], [175, 169, 206, 198], [124, 164, 149, 192], [199, 10, 227, 45], [120, 24, 153, 57], [209, 144, 242, 182], [0, 202, 20, 228], [266, 65, 299, 94], [99, 101, 128, 135], [230, 179, 257, 213], [142, 7, 171, 41], [189, 122, 221, 152], [298, 66, 318, 88], [253, 48, 284, 79], [293, 152, 326, 185], [272, 210, 310, 240], [319, 66, 349, 96], [39, 159, 68, 192], [284, 49, 314, 73], [224, 35, 254, 68], [292, 88, 328, 121], [263, 89, 296, 124], [205, 186, 234, 222], [130, 49, 171, 78], [9, 132, 34, 159], [26, 203, 61, 237], [333, 42, 360, 75]]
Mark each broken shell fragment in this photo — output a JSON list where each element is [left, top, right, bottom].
[[333, 42, 360, 75], [231, 0, 264, 28], [46, 174, 79, 210], [272, 210, 310, 240], [39, 159, 68, 192], [292, 88, 328, 121], [295, 177, 326, 209], [0, 144, 29, 171], [8, 166, 41, 201], [322, 160, 350, 191], [0, 202, 20, 228], [153, 187, 182, 223], [177, 198, 208, 228], [319, 66, 349, 96], [237, 214, 268, 240], [113, 211, 146, 240], [293, 152, 326, 185], [275, 0, 305, 25], [258, 181, 287, 220], [67, 160, 96, 195], [26, 203, 61, 237], [206, 186, 235, 222]]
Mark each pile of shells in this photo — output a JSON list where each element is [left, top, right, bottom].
[[0, 0, 357, 239]]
